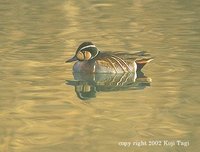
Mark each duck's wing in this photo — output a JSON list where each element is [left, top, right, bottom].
[[97, 51, 153, 71], [95, 52, 134, 73], [113, 51, 153, 71]]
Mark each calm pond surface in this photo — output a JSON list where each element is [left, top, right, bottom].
[[0, 0, 199, 152]]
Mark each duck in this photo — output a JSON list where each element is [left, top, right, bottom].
[[66, 42, 153, 73]]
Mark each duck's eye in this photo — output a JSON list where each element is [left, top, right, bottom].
[[84, 51, 92, 60], [76, 51, 84, 61]]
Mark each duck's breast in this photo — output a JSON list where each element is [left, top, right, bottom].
[[73, 61, 95, 73]]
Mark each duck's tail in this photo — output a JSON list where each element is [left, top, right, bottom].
[[135, 58, 154, 71]]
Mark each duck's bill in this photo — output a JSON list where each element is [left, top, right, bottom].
[[66, 56, 77, 62]]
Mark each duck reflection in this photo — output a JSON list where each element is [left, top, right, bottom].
[[66, 71, 152, 100]]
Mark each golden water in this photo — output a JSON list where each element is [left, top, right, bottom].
[[0, 0, 199, 152]]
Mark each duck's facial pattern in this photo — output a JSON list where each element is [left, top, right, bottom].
[[76, 50, 92, 61], [75, 42, 99, 61], [66, 42, 100, 62], [84, 51, 92, 60], [76, 51, 84, 61]]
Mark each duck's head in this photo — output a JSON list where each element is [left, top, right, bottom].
[[66, 42, 100, 62]]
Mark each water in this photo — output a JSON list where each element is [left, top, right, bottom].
[[0, 0, 199, 152]]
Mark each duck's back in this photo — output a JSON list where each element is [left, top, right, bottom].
[[94, 53, 135, 73], [94, 51, 153, 73]]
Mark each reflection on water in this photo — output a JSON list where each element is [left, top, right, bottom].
[[66, 72, 151, 100], [0, 0, 199, 152]]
